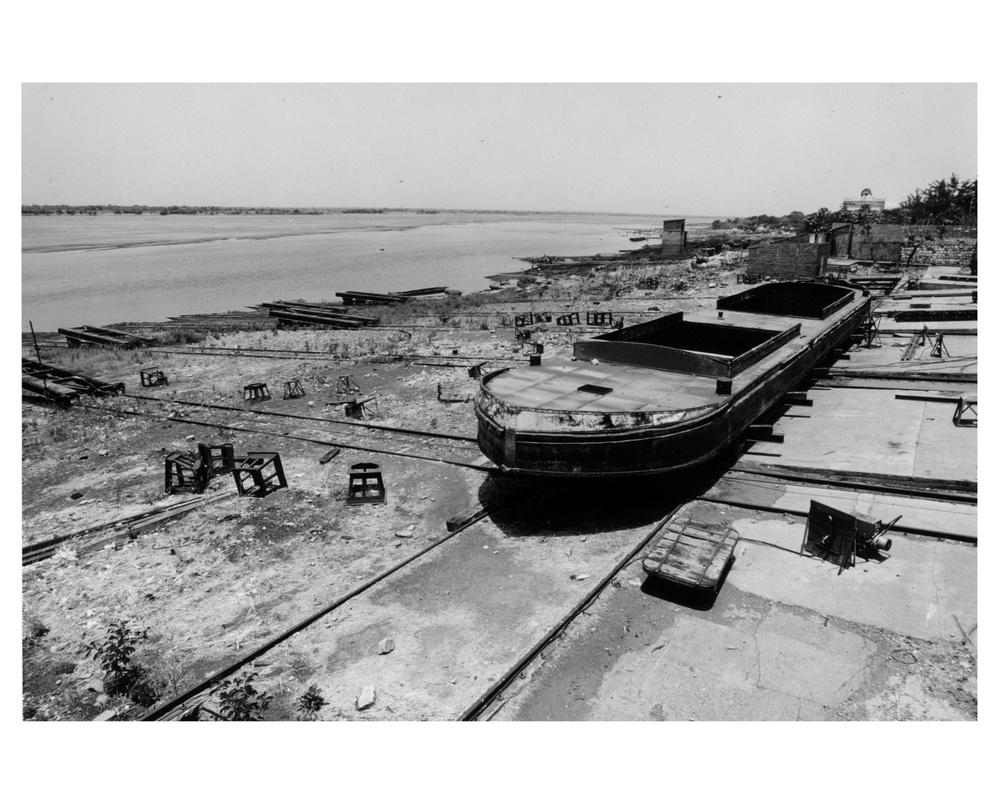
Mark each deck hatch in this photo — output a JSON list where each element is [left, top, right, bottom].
[[577, 384, 613, 395], [574, 312, 800, 379]]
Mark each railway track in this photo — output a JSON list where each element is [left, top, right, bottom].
[[140, 482, 536, 720], [22, 496, 227, 566], [137, 484, 687, 721], [458, 508, 679, 721], [24, 340, 517, 370], [81, 394, 495, 471]]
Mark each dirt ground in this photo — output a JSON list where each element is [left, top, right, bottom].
[[23, 255, 736, 721]]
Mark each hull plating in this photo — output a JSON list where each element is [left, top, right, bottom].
[[475, 282, 869, 477]]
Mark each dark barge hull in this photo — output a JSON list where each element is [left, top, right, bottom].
[[475, 281, 870, 477]]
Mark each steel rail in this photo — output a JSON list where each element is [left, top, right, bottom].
[[122, 393, 478, 444], [727, 467, 977, 505], [73, 402, 493, 472], [458, 506, 681, 721], [141, 488, 530, 720], [22, 496, 227, 566]]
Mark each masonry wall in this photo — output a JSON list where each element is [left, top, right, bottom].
[[853, 240, 902, 263], [826, 224, 977, 265], [747, 242, 829, 278], [909, 238, 978, 267]]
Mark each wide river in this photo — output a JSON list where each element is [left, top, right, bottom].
[[21, 211, 712, 332]]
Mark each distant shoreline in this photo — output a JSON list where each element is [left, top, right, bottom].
[[21, 205, 724, 219]]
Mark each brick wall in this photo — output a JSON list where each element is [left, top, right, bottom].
[[853, 240, 902, 262], [748, 242, 829, 278], [909, 239, 977, 266]]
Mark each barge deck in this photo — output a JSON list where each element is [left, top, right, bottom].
[[474, 280, 871, 477]]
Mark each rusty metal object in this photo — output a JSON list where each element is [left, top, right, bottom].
[[141, 368, 169, 388], [22, 357, 124, 400], [59, 325, 155, 349], [801, 501, 896, 574]]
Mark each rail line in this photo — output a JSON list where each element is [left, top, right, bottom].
[[22, 496, 228, 567], [24, 340, 518, 370], [141, 484, 534, 720], [458, 506, 681, 721], [77, 395, 494, 471]]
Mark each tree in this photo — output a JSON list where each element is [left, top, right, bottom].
[[898, 174, 976, 227], [803, 207, 850, 235]]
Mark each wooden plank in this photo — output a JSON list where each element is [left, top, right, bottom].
[[643, 522, 738, 588], [896, 391, 976, 403], [23, 376, 78, 399]]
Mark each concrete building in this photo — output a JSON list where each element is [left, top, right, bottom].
[[842, 197, 886, 212], [660, 219, 687, 257]]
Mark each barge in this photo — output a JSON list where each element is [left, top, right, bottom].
[[474, 280, 870, 477]]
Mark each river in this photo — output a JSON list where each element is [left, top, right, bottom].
[[21, 211, 713, 332]]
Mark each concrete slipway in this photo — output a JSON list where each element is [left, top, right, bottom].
[[197, 267, 976, 722], [493, 267, 977, 721]]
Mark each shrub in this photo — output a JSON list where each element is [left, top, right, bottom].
[[87, 619, 161, 705], [215, 671, 272, 721], [296, 685, 328, 721]]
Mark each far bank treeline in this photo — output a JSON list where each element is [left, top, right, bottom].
[[714, 174, 976, 234], [21, 205, 372, 216]]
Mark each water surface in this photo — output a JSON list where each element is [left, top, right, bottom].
[[22, 212, 709, 331]]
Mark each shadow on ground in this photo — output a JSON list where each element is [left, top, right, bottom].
[[477, 445, 744, 540]]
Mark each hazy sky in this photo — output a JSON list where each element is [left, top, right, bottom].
[[21, 83, 976, 217]]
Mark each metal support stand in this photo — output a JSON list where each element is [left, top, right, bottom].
[[283, 379, 306, 399], [346, 462, 386, 505], [929, 333, 950, 358], [954, 397, 977, 427], [197, 443, 235, 478], [345, 396, 378, 419], [243, 382, 270, 402], [165, 451, 208, 495], [556, 312, 580, 326], [468, 361, 488, 380], [586, 311, 613, 325], [852, 313, 882, 349], [232, 452, 287, 497], [336, 376, 362, 396]]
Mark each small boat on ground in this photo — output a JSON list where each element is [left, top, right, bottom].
[[474, 280, 870, 477]]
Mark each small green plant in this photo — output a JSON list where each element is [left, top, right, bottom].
[[215, 671, 272, 720], [87, 619, 160, 705], [296, 684, 328, 720]]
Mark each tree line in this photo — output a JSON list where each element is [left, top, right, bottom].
[[21, 205, 328, 216], [712, 174, 977, 235]]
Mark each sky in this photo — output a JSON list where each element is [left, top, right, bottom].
[[21, 83, 977, 218]]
